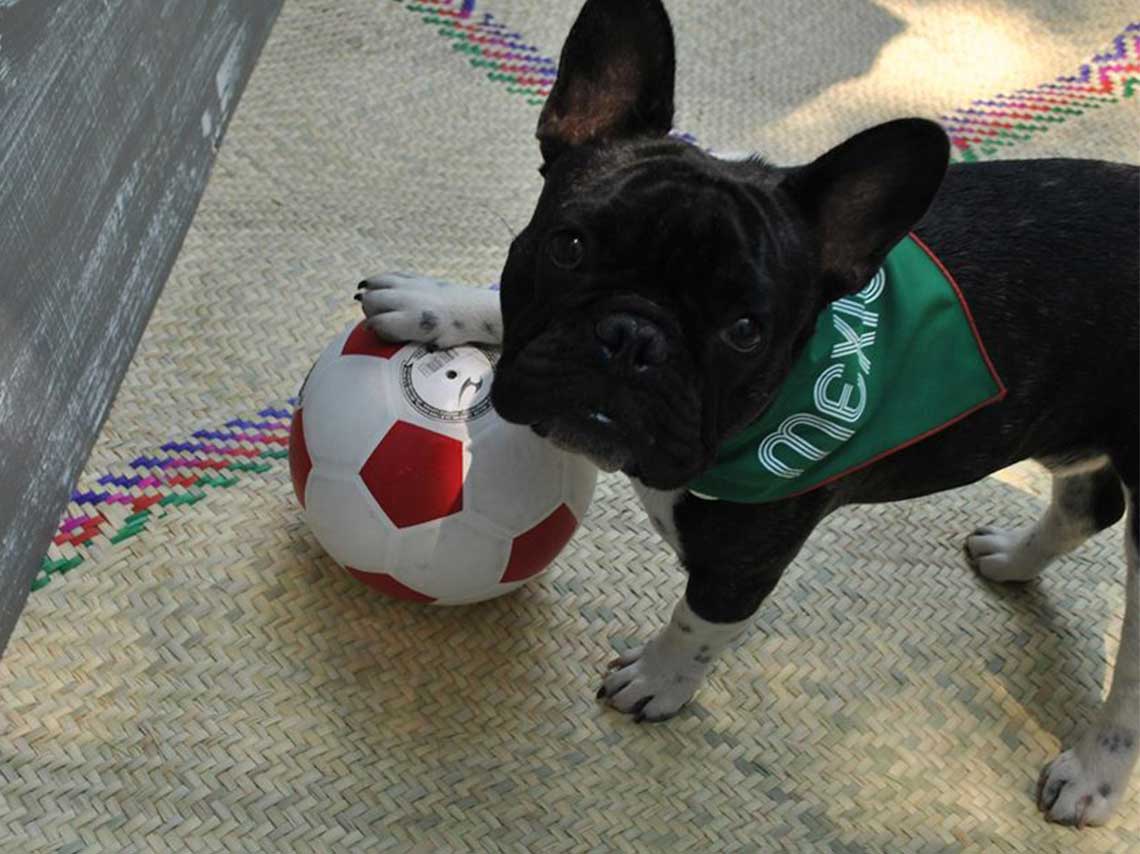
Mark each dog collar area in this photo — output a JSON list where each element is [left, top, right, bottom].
[[687, 234, 1006, 504]]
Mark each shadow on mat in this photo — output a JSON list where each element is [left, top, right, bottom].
[[698, 0, 903, 125], [810, 474, 1120, 757]]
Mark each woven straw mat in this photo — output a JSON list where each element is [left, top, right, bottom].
[[3, 0, 1139, 850]]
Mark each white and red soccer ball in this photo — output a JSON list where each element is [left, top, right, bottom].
[[288, 321, 597, 605]]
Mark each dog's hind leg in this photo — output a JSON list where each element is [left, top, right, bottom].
[[966, 459, 1124, 582], [1037, 475, 1139, 826]]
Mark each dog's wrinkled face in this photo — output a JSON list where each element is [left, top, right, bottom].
[[491, 140, 814, 488], [490, 0, 949, 490]]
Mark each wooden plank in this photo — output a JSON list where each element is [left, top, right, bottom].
[[0, 0, 282, 654]]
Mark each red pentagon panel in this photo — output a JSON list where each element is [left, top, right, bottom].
[[288, 408, 312, 508], [501, 503, 578, 583], [361, 421, 463, 528], [342, 320, 403, 359], [346, 567, 436, 603]]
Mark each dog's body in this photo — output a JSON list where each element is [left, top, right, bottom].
[[360, 0, 1139, 827]]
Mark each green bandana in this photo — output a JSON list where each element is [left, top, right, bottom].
[[688, 235, 1005, 503]]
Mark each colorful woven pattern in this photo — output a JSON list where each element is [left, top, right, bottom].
[[401, 0, 554, 105], [35, 404, 294, 591], [944, 23, 1139, 161], [399, 1, 1139, 163]]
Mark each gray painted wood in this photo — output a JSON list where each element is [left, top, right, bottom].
[[0, 0, 282, 655]]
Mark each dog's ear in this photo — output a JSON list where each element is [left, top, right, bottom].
[[782, 119, 949, 298], [537, 0, 675, 166]]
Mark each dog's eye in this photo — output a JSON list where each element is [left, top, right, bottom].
[[721, 316, 763, 352], [546, 231, 586, 270]]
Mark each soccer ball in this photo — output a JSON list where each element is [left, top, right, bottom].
[[288, 321, 597, 605]]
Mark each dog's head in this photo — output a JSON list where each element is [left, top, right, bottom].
[[490, 0, 949, 490]]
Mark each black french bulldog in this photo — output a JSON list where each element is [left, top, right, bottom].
[[360, 0, 1139, 827]]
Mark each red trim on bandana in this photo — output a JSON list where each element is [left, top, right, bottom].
[[908, 232, 1007, 400]]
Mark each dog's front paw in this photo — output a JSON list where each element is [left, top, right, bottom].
[[1037, 728, 1138, 827], [358, 272, 468, 348], [357, 273, 501, 348], [597, 599, 750, 723], [597, 641, 709, 723], [965, 525, 1049, 582]]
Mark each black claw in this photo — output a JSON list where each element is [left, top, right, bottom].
[[963, 539, 981, 571], [631, 697, 653, 721], [357, 280, 369, 290], [596, 684, 608, 700], [1042, 780, 1067, 812], [1036, 766, 1050, 810], [353, 293, 362, 301], [1075, 794, 1092, 829]]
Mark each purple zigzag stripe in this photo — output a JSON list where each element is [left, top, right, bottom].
[[161, 442, 244, 454], [1058, 64, 1096, 84], [227, 418, 290, 430], [1057, 28, 1139, 82], [97, 474, 150, 488], [1092, 34, 1128, 62], [72, 491, 112, 505], [194, 429, 285, 442]]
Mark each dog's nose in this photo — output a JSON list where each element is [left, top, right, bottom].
[[595, 313, 668, 371]]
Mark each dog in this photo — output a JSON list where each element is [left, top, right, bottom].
[[358, 0, 1139, 827]]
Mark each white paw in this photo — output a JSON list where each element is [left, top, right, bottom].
[[597, 641, 710, 723], [1037, 729, 1137, 827], [357, 272, 500, 348], [965, 525, 1047, 582], [597, 599, 748, 723]]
